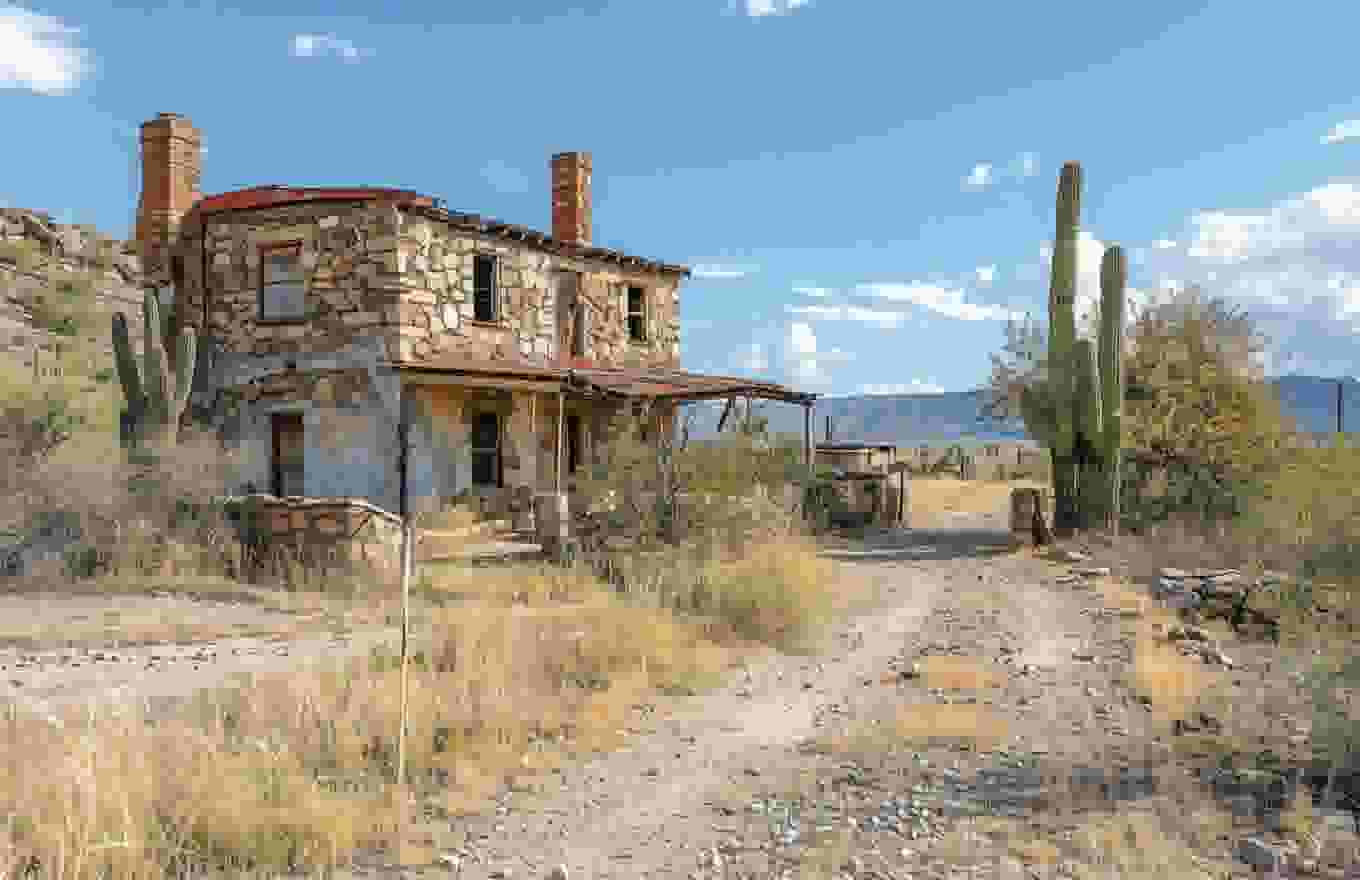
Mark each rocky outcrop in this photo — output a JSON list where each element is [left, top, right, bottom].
[[0, 206, 146, 372]]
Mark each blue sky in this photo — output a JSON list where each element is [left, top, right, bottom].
[[4, 0, 1360, 396]]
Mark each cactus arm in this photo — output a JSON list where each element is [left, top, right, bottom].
[[171, 325, 197, 423], [142, 289, 173, 426], [1048, 162, 1082, 459], [1075, 338, 1102, 451], [1099, 245, 1127, 531], [112, 312, 145, 418]]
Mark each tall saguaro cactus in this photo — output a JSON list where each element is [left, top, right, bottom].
[[1098, 245, 1127, 532], [1047, 162, 1082, 534], [112, 289, 197, 451], [1040, 162, 1128, 536]]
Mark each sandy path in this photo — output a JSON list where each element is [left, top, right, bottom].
[[422, 525, 1194, 880], [0, 593, 400, 714], [445, 529, 1019, 880]]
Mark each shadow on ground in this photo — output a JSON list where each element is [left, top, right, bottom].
[[820, 527, 1015, 564]]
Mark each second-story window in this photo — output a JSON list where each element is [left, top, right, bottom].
[[259, 243, 305, 322], [626, 285, 647, 342], [473, 254, 498, 322]]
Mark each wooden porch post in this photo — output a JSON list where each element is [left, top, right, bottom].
[[555, 388, 564, 493], [803, 401, 814, 475]]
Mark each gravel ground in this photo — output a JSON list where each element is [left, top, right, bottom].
[[345, 524, 1357, 880]]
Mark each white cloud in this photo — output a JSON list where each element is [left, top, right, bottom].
[[963, 163, 993, 190], [734, 341, 768, 371], [0, 6, 91, 94], [860, 282, 1021, 322], [743, 0, 810, 16], [966, 153, 1038, 192], [1321, 119, 1360, 145], [975, 265, 997, 285], [857, 381, 945, 395], [1152, 238, 1177, 250], [792, 284, 832, 297], [785, 303, 907, 328], [290, 33, 372, 62], [692, 263, 758, 279], [1133, 177, 1360, 376], [781, 322, 854, 389]]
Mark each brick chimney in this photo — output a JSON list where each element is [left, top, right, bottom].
[[135, 112, 202, 283], [551, 151, 592, 246]]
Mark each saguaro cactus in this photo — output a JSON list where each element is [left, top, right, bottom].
[[113, 289, 196, 451], [1098, 245, 1127, 532], [1047, 162, 1082, 534], [1039, 162, 1128, 536]]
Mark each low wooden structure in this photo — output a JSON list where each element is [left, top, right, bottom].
[[814, 442, 909, 528]]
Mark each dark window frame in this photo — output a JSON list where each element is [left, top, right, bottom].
[[270, 411, 305, 498], [565, 413, 582, 474], [473, 254, 499, 323], [626, 285, 647, 342], [258, 241, 307, 324], [470, 410, 502, 488]]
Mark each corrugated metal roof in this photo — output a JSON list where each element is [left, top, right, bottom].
[[390, 356, 814, 403]]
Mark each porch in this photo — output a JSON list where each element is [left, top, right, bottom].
[[225, 357, 817, 575]]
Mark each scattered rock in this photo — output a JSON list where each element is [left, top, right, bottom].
[[1073, 566, 1112, 578], [1237, 836, 1297, 874], [544, 864, 568, 880]]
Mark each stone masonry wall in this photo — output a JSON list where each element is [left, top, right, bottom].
[[224, 494, 401, 585], [181, 200, 403, 360], [177, 201, 683, 370], [393, 215, 683, 367]]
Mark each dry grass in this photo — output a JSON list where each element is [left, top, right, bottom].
[[1131, 636, 1215, 723], [918, 655, 1004, 691], [908, 477, 1047, 529], [890, 701, 1010, 751], [955, 803, 1238, 880], [0, 532, 839, 878], [1064, 809, 1236, 880]]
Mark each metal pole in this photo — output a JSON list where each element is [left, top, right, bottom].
[[1338, 379, 1344, 436]]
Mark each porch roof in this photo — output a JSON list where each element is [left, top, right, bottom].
[[389, 356, 816, 404]]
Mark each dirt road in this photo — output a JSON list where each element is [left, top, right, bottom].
[[430, 526, 1228, 880]]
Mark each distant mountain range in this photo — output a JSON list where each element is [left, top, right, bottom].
[[695, 375, 1360, 449]]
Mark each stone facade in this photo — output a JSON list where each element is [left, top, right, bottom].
[[171, 199, 681, 369], [224, 494, 402, 584], [127, 110, 711, 569]]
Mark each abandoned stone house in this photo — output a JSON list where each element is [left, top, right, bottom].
[[131, 112, 814, 571]]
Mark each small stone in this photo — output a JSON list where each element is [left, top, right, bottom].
[[545, 865, 568, 880]]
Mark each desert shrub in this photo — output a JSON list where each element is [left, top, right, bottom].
[[576, 405, 804, 551], [988, 286, 1297, 533], [0, 237, 43, 272], [17, 269, 100, 338]]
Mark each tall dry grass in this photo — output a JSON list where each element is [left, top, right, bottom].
[[0, 531, 834, 878]]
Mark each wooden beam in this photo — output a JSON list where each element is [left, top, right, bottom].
[[400, 373, 562, 394], [716, 396, 736, 433]]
